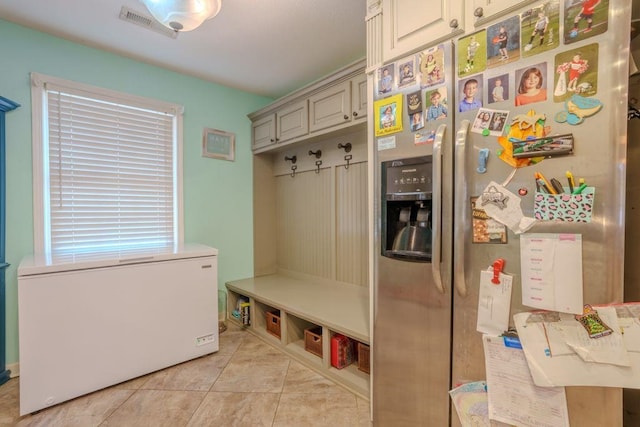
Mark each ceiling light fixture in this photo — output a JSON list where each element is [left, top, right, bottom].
[[140, 0, 222, 32]]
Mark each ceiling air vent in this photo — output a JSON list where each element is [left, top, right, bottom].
[[119, 6, 178, 39]]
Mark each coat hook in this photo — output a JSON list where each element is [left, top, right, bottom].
[[343, 154, 352, 169], [338, 142, 352, 153], [315, 160, 322, 174], [308, 149, 322, 159], [284, 155, 297, 164], [290, 164, 297, 178]]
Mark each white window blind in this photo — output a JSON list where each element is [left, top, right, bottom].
[[42, 84, 178, 258]]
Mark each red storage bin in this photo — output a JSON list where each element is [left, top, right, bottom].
[[331, 333, 356, 369]]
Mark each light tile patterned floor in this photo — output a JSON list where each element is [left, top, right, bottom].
[[0, 324, 371, 427]]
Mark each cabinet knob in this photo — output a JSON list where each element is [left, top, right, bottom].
[[449, 19, 459, 29], [344, 114, 349, 120], [353, 112, 358, 117], [474, 7, 483, 18], [275, 138, 280, 142], [270, 138, 275, 142]]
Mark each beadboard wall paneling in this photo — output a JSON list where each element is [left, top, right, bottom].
[[336, 161, 369, 286], [276, 168, 334, 279]]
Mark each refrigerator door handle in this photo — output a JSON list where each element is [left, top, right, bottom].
[[431, 123, 446, 294], [454, 120, 470, 298]]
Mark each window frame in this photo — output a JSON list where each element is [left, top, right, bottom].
[[30, 72, 185, 256]]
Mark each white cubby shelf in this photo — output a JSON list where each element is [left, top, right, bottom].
[[226, 272, 370, 399]]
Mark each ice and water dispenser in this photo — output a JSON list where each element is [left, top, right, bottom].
[[381, 156, 433, 262]]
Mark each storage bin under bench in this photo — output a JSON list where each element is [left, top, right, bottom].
[[225, 273, 370, 398]]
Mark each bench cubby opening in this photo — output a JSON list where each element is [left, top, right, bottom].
[[226, 274, 370, 399]]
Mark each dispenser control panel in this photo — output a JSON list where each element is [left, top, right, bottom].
[[384, 158, 432, 198]]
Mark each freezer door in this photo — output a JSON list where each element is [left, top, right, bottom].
[[373, 124, 454, 426]]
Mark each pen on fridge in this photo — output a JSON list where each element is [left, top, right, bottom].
[[536, 178, 548, 193], [550, 178, 565, 194], [535, 172, 556, 194], [566, 171, 575, 193], [542, 322, 553, 358]]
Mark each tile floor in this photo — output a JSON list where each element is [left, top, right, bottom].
[[0, 324, 371, 427]]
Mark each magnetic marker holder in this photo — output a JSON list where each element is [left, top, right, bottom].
[[477, 148, 489, 174], [491, 258, 505, 284]]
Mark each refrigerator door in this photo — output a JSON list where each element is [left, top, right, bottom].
[[373, 44, 455, 426], [451, 1, 631, 426]]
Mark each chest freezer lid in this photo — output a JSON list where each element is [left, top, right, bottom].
[[18, 243, 218, 277]]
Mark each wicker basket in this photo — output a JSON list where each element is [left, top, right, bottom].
[[266, 311, 281, 338], [304, 326, 323, 357], [357, 342, 370, 374]]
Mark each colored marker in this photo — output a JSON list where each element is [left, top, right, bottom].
[[566, 171, 575, 193], [536, 179, 549, 193], [535, 172, 556, 194], [513, 138, 551, 154], [572, 183, 588, 195], [550, 178, 565, 194]]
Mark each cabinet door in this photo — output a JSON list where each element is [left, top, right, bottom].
[[472, 0, 536, 24], [351, 74, 367, 122], [277, 100, 308, 142], [308, 81, 351, 133], [252, 114, 276, 150], [382, 0, 464, 61]]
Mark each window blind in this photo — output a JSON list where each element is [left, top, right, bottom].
[[45, 89, 176, 257]]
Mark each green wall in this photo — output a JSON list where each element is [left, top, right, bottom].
[[0, 19, 272, 367]]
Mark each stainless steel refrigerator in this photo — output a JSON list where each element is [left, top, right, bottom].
[[372, 1, 634, 425]]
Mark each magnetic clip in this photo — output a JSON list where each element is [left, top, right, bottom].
[[477, 148, 489, 174], [491, 258, 505, 284]]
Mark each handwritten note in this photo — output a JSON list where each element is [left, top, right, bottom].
[[520, 233, 583, 314], [514, 305, 640, 388], [483, 335, 570, 427]]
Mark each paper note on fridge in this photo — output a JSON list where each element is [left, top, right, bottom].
[[513, 304, 640, 388], [520, 233, 583, 314], [483, 335, 570, 427], [477, 270, 513, 335]]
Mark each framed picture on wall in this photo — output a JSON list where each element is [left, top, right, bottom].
[[202, 128, 235, 161]]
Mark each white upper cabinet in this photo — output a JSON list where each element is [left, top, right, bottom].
[[276, 100, 309, 143], [252, 114, 276, 151], [309, 81, 351, 133], [308, 75, 368, 134], [382, 0, 465, 61], [351, 73, 368, 122], [471, 0, 537, 25], [251, 101, 309, 151], [249, 60, 366, 153]]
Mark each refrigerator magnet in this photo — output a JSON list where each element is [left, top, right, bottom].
[[575, 304, 613, 339]]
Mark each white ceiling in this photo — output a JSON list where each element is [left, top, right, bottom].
[[0, 0, 367, 99]]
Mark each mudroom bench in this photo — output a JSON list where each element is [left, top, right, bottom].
[[225, 272, 370, 398]]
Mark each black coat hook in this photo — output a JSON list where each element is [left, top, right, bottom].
[[338, 142, 352, 153], [308, 149, 322, 158], [284, 155, 297, 164], [343, 154, 352, 170]]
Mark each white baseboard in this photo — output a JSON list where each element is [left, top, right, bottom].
[[7, 363, 19, 378]]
